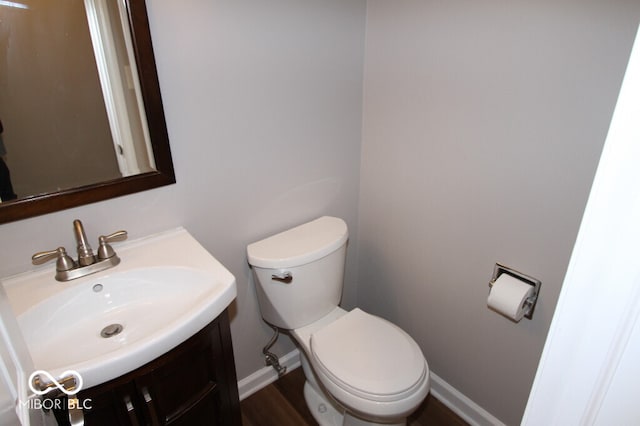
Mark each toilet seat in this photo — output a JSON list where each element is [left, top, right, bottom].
[[310, 308, 427, 403]]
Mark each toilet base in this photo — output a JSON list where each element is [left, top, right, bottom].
[[300, 354, 406, 426], [304, 381, 344, 426], [303, 382, 405, 426]]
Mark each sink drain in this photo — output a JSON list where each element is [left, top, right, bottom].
[[101, 324, 123, 338]]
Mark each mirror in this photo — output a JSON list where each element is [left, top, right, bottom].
[[0, 0, 175, 224]]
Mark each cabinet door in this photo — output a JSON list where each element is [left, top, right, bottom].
[[80, 382, 144, 426], [135, 322, 222, 425]]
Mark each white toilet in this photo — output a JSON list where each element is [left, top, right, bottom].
[[247, 216, 430, 426]]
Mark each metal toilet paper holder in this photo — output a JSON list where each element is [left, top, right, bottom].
[[488, 263, 541, 320]]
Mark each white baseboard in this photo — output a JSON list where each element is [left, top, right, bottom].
[[237, 349, 301, 401], [430, 372, 505, 426], [237, 350, 502, 426]]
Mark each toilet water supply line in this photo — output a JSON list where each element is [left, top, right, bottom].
[[263, 324, 287, 377]]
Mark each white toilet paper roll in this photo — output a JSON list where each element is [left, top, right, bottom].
[[487, 274, 535, 321]]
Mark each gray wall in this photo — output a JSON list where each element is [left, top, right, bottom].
[[358, 1, 640, 424], [0, 0, 366, 381]]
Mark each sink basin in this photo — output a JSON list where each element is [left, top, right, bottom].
[[2, 227, 236, 389]]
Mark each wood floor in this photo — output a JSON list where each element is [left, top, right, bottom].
[[241, 367, 468, 426]]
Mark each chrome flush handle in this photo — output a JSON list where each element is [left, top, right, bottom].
[[271, 271, 293, 283]]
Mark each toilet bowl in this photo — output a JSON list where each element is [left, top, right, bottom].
[[247, 216, 430, 425]]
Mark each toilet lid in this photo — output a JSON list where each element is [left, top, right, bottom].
[[310, 308, 426, 401]]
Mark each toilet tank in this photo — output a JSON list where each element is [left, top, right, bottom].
[[247, 216, 348, 329]]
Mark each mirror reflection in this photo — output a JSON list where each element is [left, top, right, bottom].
[[0, 0, 162, 205]]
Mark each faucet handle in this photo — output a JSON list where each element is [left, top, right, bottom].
[[32, 247, 77, 272], [97, 230, 128, 260]]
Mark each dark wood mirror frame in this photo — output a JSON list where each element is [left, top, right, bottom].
[[0, 0, 175, 224]]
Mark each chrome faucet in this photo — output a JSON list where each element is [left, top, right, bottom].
[[32, 220, 127, 282], [74, 219, 96, 266]]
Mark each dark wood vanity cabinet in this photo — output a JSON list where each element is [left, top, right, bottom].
[[75, 309, 241, 426]]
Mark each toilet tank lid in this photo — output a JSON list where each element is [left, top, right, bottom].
[[247, 216, 348, 268]]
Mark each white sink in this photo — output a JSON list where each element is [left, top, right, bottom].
[[2, 227, 236, 389]]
